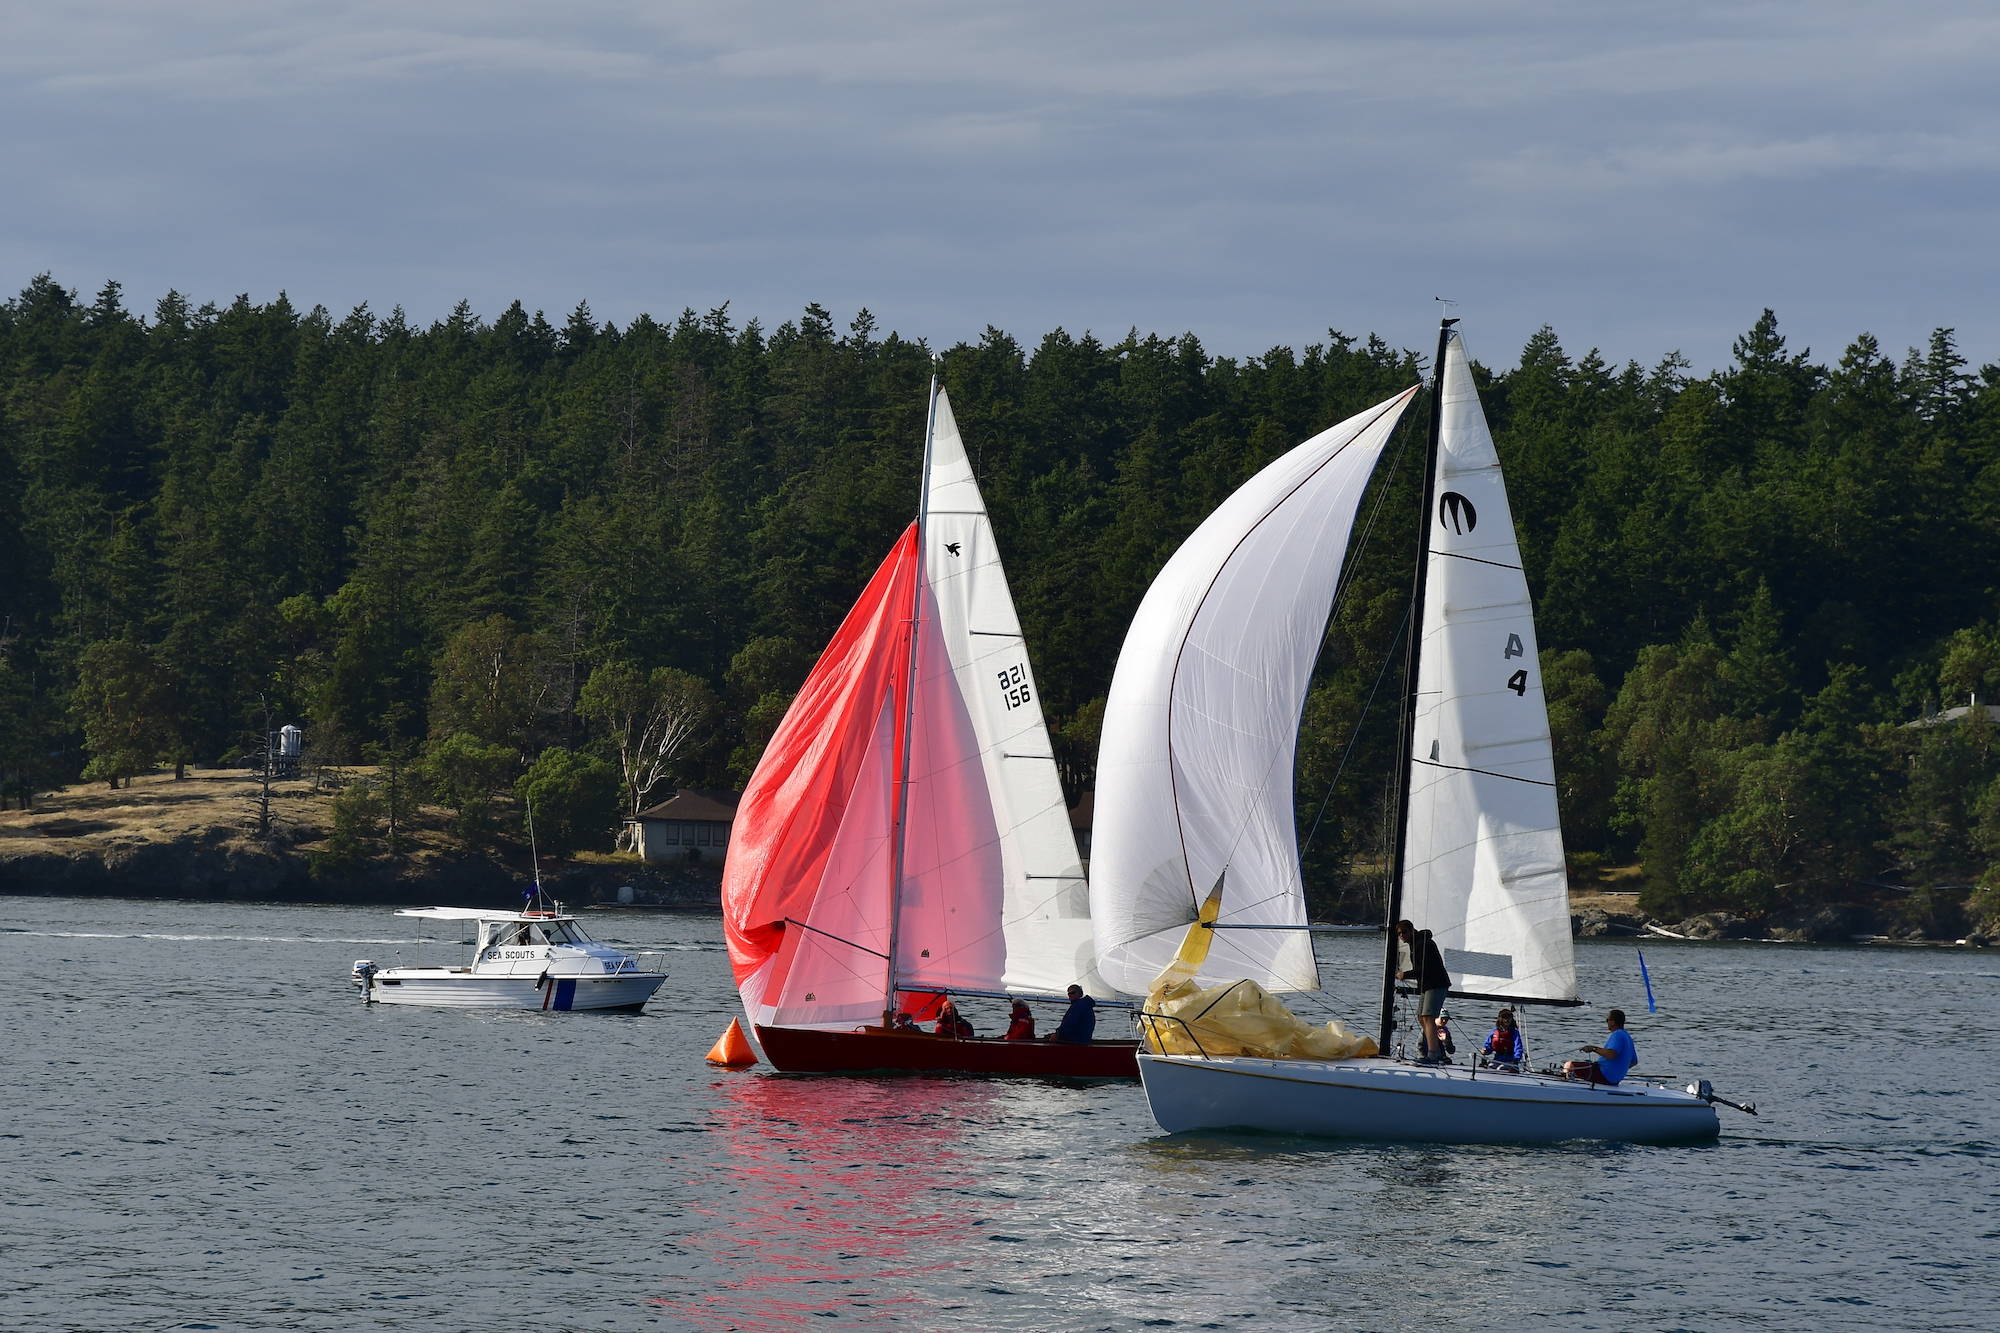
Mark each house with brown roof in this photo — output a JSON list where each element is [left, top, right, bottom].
[[627, 789, 740, 866]]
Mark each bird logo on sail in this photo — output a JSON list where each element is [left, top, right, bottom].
[[1438, 492, 1477, 534], [945, 542, 962, 556]]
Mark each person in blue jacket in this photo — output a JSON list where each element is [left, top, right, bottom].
[[1048, 984, 1096, 1043], [1565, 1009, 1637, 1085]]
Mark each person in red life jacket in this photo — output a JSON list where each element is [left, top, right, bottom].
[[934, 998, 975, 1039], [1483, 1009, 1525, 1071], [1003, 999, 1035, 1041]]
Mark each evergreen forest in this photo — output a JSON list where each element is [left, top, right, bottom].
[[4, 275, 1999, 935]]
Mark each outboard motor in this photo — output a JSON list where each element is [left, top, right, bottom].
[[1686, 1077, 1758, 1115], [352, 960, 378, 996]]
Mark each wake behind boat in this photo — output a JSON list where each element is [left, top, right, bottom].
[[717, 374, 1137, 1078], [351, 906, 667, 1011], [1093, 319, 1750, 1141]]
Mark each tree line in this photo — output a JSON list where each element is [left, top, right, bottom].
[[2, 276, 1997, 932]]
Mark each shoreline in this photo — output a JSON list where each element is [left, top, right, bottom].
[[2, 770, 1990, 945]]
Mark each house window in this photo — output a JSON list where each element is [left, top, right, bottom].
[[695, 823, 713, 847]]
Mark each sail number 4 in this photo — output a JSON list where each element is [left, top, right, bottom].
[[997, 663, 1032, 709], [1505, 633, 1528, 696]]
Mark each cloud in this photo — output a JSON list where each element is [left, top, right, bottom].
[[1, 1, 1996, 368]]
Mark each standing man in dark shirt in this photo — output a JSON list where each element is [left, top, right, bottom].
[[1050, 984, 1096, 1043], [1396, 920, 1453, 1063]]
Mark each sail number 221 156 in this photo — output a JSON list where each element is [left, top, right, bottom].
[[997, 664, 1032, 709]]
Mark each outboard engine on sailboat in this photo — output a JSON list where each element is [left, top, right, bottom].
[[351, 960, 377, 993], [1686, 1078, 1758, 1115]]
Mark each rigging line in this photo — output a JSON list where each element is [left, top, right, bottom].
[[781, 917, 890, 961], [1290, 399, 1425, 867], [1411, 757, 1556, 788], [1299, 600, 1411, 860], [1436, 550, 1521, 572]]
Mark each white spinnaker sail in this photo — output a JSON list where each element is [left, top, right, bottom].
[[1400, 331, 1577, 1003], [1091, 387, 1420, 996], [899, 391, 1107, 998]]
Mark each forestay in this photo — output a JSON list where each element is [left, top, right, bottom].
[[1400, 330, 1577, 1004], [1090, 387, 1420, 996]]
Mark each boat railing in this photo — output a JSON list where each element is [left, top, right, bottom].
[[613, 950, 672, 976], [1134, 1010, 1215, 1059]]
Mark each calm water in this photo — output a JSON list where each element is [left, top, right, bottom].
[[3, 897, 1994, 1333]]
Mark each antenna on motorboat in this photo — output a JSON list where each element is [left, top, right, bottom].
[[525, 802, 550, 915]]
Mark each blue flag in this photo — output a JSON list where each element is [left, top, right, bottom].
[[1638, 949, 1658, 1014]]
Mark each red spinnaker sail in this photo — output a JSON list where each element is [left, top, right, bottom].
[[722, 525, 919, 1004]]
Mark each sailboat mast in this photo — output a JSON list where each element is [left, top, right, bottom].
[[1377, 318, 1457, 1054], [883, 366, 943, 1022]]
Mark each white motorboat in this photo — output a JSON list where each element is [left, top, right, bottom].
[[1091, 319, 1749, 1143], [351, 907, 667, 1011]]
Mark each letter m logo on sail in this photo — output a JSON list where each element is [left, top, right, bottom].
[[1438, 491, 1477, 535]]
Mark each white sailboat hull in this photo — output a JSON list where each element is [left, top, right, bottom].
[[364, 970, 666, 1011], [1138, 1053, 1720, 1144]]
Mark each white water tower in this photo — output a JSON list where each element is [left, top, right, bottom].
[[276, 724, 302, 777]]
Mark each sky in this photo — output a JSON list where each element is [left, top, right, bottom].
[[5, 1, 1998, 372]]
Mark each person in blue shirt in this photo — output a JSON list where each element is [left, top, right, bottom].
[[1565, 1009, 1637, 1085], [1049, 984, 1096, 1043]]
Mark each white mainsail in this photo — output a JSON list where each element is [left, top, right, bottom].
[[1399, 330, 1577, 1004], [1090, 387, 1421, 996], [896, 390, 1106, 998]]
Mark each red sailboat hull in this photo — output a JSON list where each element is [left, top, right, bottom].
[[755, 1025, 1139, 1079]]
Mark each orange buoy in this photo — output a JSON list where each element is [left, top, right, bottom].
[[706, 1017, 757, 1068]]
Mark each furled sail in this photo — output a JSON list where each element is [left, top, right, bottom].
[[1090, 387, 1420, 995], [899, 392, 1105, 998], [722, 528, 916, 1029], [1399, 330, 1577, 1004]]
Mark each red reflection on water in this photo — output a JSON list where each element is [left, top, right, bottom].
[[653, 1074, 998, 1331]]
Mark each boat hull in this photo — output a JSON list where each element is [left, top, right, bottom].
[[365, 972, 666, 1011], [755, 1024, 1139, 1078], [1138, 1054, 1720, 1143]]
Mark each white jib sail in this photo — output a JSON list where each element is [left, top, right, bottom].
[[1400, 330, 1577, 1004], [899, 389, 1107, 998], [1091, 386, 1420, 996]]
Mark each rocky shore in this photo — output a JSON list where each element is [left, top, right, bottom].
[[1572, 902, 1993, 947]]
